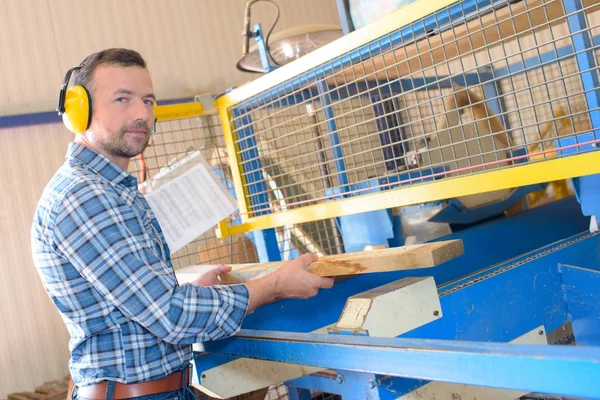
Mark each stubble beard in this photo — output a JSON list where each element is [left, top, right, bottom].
[[98, 122, 151, 159]]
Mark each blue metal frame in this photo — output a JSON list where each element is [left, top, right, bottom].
[[563, 0, 600, 144], [316, 79, 351, 192], [199, 327, 600, 399], [232, 108, 281, 261]]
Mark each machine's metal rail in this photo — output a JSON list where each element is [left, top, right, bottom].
[[199, 327, 600, 398], [440, 231, 598, 296]]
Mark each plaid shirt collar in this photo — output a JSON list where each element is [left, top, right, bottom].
[[67, 142, 138, 189]]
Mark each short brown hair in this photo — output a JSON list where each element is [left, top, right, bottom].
[[72, 48, 147, 94]]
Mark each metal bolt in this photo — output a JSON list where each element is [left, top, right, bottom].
[[368, 379, 378, 389], [539, 330, 544, 336], [201, 373, 206, 379], [336, 375, 344, 384], [433, 310, 440, 317]]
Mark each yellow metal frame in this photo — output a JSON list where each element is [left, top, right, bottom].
[[217, 151, 600, 237], [155, 102, 204, 121], [216, 107, 251, 237]]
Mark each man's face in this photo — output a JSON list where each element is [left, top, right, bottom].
[[87, 65, 155, 159]]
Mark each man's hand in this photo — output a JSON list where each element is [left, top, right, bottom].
[[270, 253, 334, 299], [245, 253, 334, 312], [191, 265, 232, 287]]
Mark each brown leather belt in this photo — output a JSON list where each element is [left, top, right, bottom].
[[77, 370, 190, 400]]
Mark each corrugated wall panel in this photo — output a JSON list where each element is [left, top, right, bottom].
[[0, 1, 340, 398], [0, 0, 340, 115], [0, 123, 72, 399]]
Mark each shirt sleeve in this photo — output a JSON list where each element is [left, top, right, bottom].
[[51, 181, 249, 345]]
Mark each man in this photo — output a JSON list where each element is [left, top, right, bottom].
[[31, 48, 334, 400]]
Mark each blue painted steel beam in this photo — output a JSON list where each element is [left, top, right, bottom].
[[240, 72, 495, 112], [199, 329, 600, 399], [251, 229, 282, 263], [232, 108, 281, 262], [563, 0, 600, 143], [492, 43, 577, 79], [559, 264, 600, 346], [479, 66, 512, 144], [316, 79, 350, 192]]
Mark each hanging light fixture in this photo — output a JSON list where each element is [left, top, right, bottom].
[[237, 0, 342, 73]]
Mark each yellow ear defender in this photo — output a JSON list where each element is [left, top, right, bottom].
[[57, 66, 92, 134]]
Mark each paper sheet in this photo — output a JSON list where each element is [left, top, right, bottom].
[[143, 151, 237, 253]]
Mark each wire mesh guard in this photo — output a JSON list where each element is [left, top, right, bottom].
[[129, 114, 344, 271], [226, 0, 600, 224]]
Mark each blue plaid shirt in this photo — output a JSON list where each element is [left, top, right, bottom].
[[31, 143, 249, 386]]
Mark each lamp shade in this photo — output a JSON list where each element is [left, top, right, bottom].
[[237, 24, 343, 73]]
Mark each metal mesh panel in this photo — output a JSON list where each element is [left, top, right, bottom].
[[227, 0, 600, 221], [129, 113, 344, 269], [129, 114, 260, 270]]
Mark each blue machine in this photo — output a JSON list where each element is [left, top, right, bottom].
[[192, 197, 599, 399], [188, 0, 600, 398]]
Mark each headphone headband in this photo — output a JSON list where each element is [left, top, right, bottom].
[[57, 66, 82, 115]]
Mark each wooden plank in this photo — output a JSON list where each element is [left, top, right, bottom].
[[219, 240, 463, 284]]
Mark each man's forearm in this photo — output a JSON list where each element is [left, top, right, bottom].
[[245, 274, 281, 313]]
